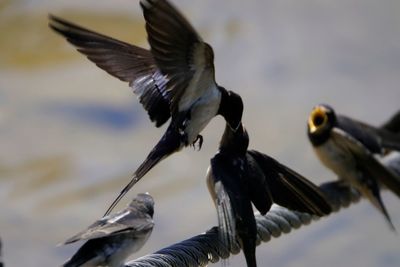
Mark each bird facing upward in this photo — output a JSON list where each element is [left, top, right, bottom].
[[307, 104, 400, 230]]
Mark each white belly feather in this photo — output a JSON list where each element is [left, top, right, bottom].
[[314, 138, 359, 184], [185, 86, 221, 144], [179, 67, 215, 111], [177, 65, 221, 144]]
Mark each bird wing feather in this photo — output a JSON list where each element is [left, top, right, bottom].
[[331, 128, 400, 198], [63, 211, 153, 244], [247, 150, 332, 216], [140, 0, 215, 115], [48, 14, 171, 127]]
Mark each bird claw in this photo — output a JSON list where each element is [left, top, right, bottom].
[[191, 135, 203, 151]]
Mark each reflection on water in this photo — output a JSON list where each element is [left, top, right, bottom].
[[1, 0, 400, 267]]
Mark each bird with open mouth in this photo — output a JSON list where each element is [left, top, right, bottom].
[[49, 0, 243, 215], [207, 122, 332, 267], [61, 193, 154, 267], [307, 104, 400, 230]]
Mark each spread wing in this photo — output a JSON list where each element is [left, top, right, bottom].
[[247, 150, 332, 216], [331, 128, 400, 198], [48, 15, 171, 127], [140, 0, 215, 114], [245, 153, 273, 215], [63, 209, 154, 244]]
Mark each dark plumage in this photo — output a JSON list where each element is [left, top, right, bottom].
[[381, 110, 400, 134], [49, 15, 170, 127], [307, 104, 400, 230], [207, 123, 332, 267]]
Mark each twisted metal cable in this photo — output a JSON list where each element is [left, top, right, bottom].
[[125, 151, 400, 267], [124, 182, 361, 267]]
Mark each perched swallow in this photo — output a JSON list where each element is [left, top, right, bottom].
[[207, 123, 332, 267], [307, 104, 400, 230], [61, 193, 154, 267], [48, 0, 243, 215]]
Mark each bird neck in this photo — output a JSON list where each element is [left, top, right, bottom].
[[307, 127, 330, 146], [219, 123, 249, 155], [218, 87, 243, 131], [218, 86, 229, 116]]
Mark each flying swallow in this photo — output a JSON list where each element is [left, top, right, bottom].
[[48, 0, 243, 215], [61, 193, 154, 267], [307, 104, 400, 230], [207, 122, 332, 267]]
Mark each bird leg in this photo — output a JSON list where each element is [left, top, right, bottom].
[[191, 135, 203, 151]]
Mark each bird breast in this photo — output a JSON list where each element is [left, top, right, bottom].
[[313, 137, 358, 180], [106, 234, 150, 267], [178, 65, 216, 112], [184, 85, 221, 144]]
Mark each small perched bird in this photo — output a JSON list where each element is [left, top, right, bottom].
[[207, 122, 332, 267], [61, 193, 154, 267], [49, 0, 243, 215], [307, 104, 400, 230]]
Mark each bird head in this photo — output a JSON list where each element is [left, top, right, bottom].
[[219, 122, 249, 155], [219, 88, 243, 132], [307, 104, 336, 145], [130, 193, 155, 218]]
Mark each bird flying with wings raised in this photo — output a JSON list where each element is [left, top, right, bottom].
[[49, 0, 243, 215]]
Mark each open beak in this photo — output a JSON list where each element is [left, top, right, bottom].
[[308, 106, 328, 133]]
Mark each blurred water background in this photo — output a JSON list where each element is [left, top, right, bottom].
[[1, 0, 400, 266]]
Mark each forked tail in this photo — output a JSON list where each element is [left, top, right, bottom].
[[361, 178, 397, 232], [104, 155, 162, 216], [104, 127, 182, 216]]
